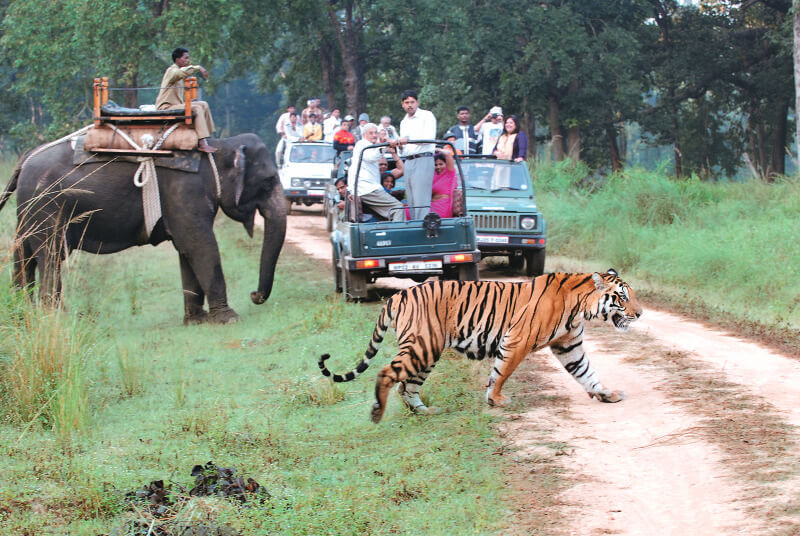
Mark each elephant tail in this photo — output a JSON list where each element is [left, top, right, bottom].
[[0, 153, 25, 213]]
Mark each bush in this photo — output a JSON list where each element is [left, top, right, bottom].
[[532, 161, 800, 328]]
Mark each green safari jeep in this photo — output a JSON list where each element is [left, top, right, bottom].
[[330, 141, 481, 301], [460, 156, 546, 276]]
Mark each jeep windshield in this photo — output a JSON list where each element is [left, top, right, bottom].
[[289, 144, 336, 164], [460, 159, 532, 195]]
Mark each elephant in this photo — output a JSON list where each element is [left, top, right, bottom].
[[0, 133, 286, 324]]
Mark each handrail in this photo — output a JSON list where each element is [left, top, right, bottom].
[[92, 76, 197, 127]]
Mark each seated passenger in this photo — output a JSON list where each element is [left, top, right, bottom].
[[444, 133, 463, 155], [156, 47, 217, 153], [381, 174, 394, 193], [333, 115, 356, 153], [348, 123, 406, 222], [303, 113, 323, 141], [379, 146, 406, 202], [431, 148, 457, 218]]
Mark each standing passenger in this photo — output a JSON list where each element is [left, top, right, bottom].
[[393, 89, 436, 220]]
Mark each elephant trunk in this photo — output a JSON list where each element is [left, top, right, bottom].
[[250, 193, 287, 305]]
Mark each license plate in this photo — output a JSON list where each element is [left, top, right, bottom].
[[477, 234, 509, 244], [388, 260, 442, 272]]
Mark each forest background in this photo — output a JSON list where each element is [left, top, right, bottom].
[[0, 0, 798, 181]]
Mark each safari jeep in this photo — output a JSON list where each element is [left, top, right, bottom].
[[279, 141, 337, 214], [459, 155, 546, 276], [330, 141, 481, 301]]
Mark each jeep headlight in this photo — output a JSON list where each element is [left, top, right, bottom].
[[520, 216, 536, 230], [291, 178, 302, 187]]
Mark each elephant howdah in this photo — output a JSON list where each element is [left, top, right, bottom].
[[0, 132, 287, 325], [84, 124, 199, 152]]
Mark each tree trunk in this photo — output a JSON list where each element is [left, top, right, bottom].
[[672, 114, 682, 178], [319, 38, 338, 110], [769, 98, 788, 179], [757, 122, 767, 176], [606, 125, 622, 172], [548, 94, 565, 161], [328, 3, 366, 116], [124, 72, 138, 109], [794, 0, 800, 163], [521, 94, 535, 161], [567, 125, 580, 160]]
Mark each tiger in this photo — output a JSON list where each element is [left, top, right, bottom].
[[318, 269, 642, 423]]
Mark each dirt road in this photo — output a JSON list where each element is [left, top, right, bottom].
[[281, 208, 800, 535]]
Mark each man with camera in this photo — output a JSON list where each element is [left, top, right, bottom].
[[474, 106, 504, 156]]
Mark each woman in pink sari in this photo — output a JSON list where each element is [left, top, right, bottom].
[[431, 148, 457, 217]]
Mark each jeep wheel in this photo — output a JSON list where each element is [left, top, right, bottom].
[[509, 254, 524, 272], [344, 269, 367, 301], [332, 245, 343, 293], [525, 248, 546, 277], [326, 206, 335, 232], [458, 263, 480, 282], [285, 198, 293, 215]]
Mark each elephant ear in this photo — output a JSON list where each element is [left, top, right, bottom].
[[233, 145, 246, 207]]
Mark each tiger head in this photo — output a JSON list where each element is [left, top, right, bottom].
[[591, 269, 643, 331]]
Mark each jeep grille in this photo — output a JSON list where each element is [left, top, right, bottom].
[[472, 213, 521, 231]]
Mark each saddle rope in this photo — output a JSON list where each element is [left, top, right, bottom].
[[106, 124, 222, 238], [20, 125, 93, 169]]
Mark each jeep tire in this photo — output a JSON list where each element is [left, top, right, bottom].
[[332, 244, 343, 293], [344, 269, 367, 301], [458, 263, 480, 282], [525, 248, 546, 277]]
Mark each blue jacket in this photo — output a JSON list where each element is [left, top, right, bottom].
[[445, 125, 478, 154]]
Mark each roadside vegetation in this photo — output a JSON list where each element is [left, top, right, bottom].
[[533, 159, 800, 345], [0, 181, 516, 534]]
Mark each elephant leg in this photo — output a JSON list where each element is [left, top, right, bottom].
[[178, 242, 239, 324], [36, 231, 65, 307], [13, 239, 36, 293], [179, 253, 208, 325]]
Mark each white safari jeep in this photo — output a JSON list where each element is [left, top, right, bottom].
[[278, 141, 337, 214]]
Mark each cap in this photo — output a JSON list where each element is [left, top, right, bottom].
[[343, 115, 355, 121], [444, 128, 458, 139], [490, 106, 503, 116], [358, 113, 369, 122]]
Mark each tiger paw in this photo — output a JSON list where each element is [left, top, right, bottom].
[[591, 389, 625, 403], [413, 405, 442, 416], [487, 394, 510, 407]]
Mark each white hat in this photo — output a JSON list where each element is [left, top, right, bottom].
[[490, 106, 503, 116]]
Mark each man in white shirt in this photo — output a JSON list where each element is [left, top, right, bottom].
[[475, 106, 504, 155], [323, 107, 341, 141], [349, 123, 406, 222], [392, 89, 436, 220], [274, 104, 296, 165], [284, 112, 304, 142]]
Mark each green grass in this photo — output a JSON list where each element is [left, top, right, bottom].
[[0, 202, 516, 534], [533, 160, 800, 331]]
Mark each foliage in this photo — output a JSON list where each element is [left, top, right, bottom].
[[0, 0, 798, 174], [534, 160, 800, 327]]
